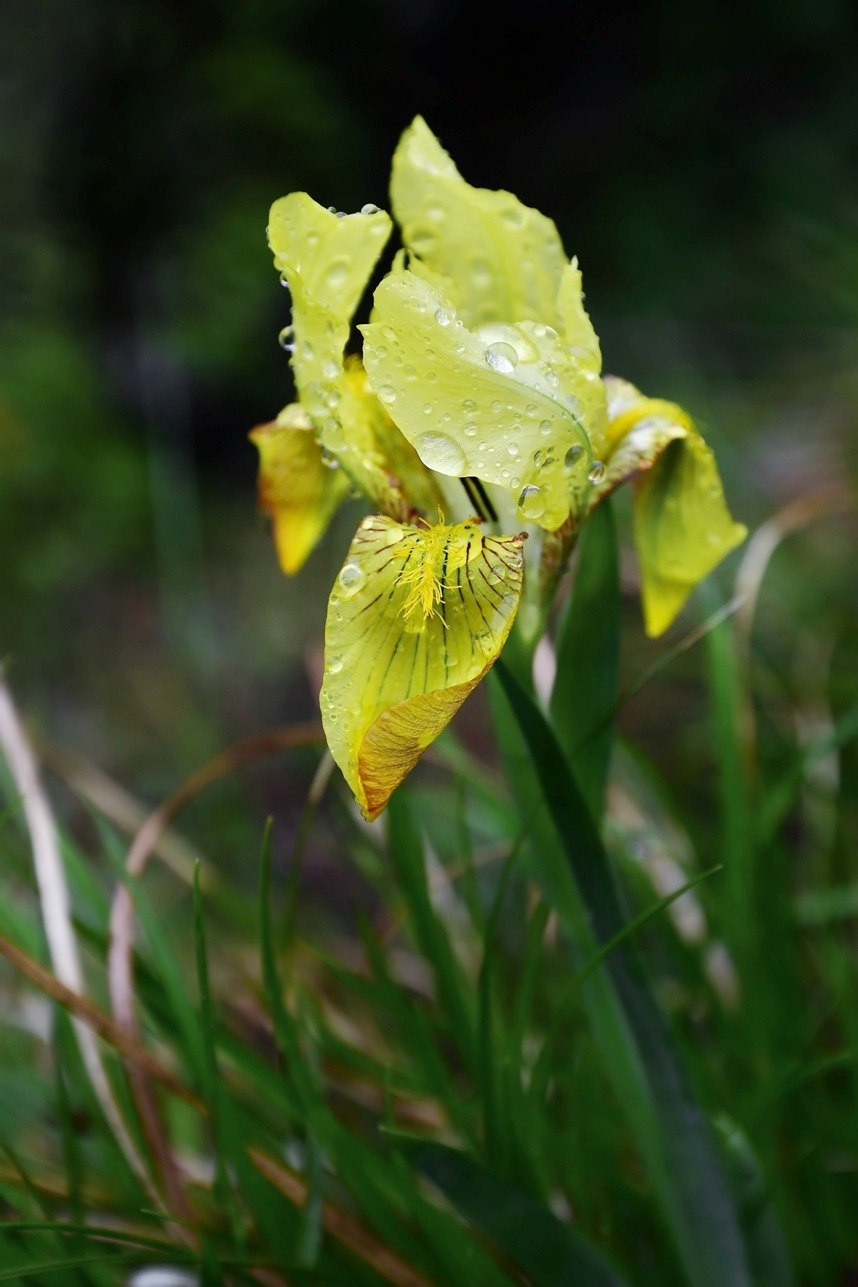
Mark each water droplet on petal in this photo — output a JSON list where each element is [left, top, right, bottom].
[[518, 484, 546, 521], [565, 444, 584, 471], [278, 326, 294, 349], [361, 202, 380, 215], [435, 307, 452, 327], [326, 259, 350, 288], [417, 431, 467, 474], [422, 401, 433, 415], [462, 398, 477, 414], [539, 419, 552, 436], [321, 448, 340, 470], [485, 342, 518, 375], [588, 460, 606, 483], [385, 525, 405, 545], [279, 272, 290, 288], [464, 422, 477, 437], [508, 442, 519, 456], [378, 385, 397, 405], [338, 562, 366, 597], [322, 359, 339, 380], [327, 656, 344, 675]]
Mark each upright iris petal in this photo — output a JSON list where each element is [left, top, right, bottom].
[[361, 271, 597, 531], [391, 115, 567, 329]]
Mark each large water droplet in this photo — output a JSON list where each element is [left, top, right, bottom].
[[462, 398, 477, 414], [539, 419, 552, 436], [278, 326, 294, 350], [518, 484, 546, 521], [565, 444, 584, 471], [435, 307, 452, 327], [416, 431, 468, 474], [507, 442, 519, 457], [486, 343, 518, 374], [326, 259, 350, 288], [327, 656, 344, 675], [338, 563, 366, 598], [378, 385, 397, 405], [361, 202, 380, 215], [588, 460, 606, 484], [477, 322, 540, 365]]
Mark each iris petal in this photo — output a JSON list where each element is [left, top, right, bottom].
[[362, 270, 599, 531], [595, 378, 747, 636], [250, 405, 350, 574], [391, 116, 567, 330], [321, 515, 525, 819]]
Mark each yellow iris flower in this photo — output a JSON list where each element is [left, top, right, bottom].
[[252, 117, 746, 819]]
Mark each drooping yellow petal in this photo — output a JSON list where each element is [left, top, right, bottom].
[[361, 270, 602, 531], [321, 515, 525, 819], [391, 116, 567, 330], [250, 404, 350, 574], [596, 379, 747, 636], [634, 433, 747, 636]]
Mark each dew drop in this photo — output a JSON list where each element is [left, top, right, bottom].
[[416, 431, 467, 474], [361, 202, 380, 215], [588, 460, 606, 484], [565, 444, 584, 471], [279, 272, 290, 288], [462, 398, 477, 414], [435, 307, 452, 327], [278, 326, 294, 349], [338, 563, 366, 597], [326, 259, 350, 288], [539, 419, 552, 436], [517, 484, 546, 521], [422, 401, 433, 415], [507, 442, 519, 457], [327, 656, 344, 675], [322, 359, 339, 380], [385, 525, 405, 545], [464, 422, 477, 437], [321, 449, 340, 470], [378, 385, 397, 405]]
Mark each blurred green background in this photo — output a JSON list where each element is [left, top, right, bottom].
[[1, 0, 856, 872]]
